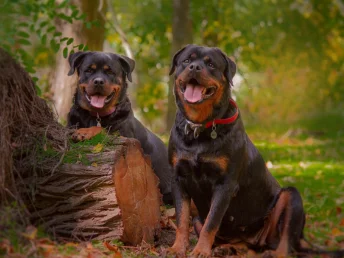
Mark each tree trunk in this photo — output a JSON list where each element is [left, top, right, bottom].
[[25, 138, 161, 244], [51, 0, 106, 123], [166, 0, 193, 130]]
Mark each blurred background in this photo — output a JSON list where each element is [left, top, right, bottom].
[[1, 0, 343, 135]]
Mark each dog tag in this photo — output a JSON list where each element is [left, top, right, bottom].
[[211, 121, 217, 139], [96, 113, 101, 127]]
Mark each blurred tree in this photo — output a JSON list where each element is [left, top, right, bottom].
[[51, 0, 106, 122], [166, 0, 193, 130]]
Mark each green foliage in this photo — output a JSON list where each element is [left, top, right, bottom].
[[0, 0, 88, 90], [109, 0, 344, 128]]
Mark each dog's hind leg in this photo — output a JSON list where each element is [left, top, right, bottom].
[[265, 187, 305, 257]]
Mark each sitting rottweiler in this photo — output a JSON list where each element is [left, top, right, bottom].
[[168, 45, 344, 257], [67, 51, 172, 204]]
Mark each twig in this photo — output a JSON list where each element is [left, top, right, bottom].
[[50, 131, 69, 176]]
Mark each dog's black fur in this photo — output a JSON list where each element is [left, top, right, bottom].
[[67, 51, 172, 204], [168, 45, 344, 257]]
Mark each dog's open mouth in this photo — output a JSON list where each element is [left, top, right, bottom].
[[84, 90, 116, 109], [180, 78, 216, 103]]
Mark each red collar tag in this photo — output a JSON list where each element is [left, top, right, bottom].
[[205, 99, 239, 128]]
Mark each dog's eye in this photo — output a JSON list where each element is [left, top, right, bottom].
[[85, 68, 93, 73], [208, 63, 215, 68], [106, 70, 114, 75], [183, 59, 190, 64]]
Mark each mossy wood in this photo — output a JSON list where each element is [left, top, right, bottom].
[[27, 137, 161, 245], [26, 137, 161, 245]]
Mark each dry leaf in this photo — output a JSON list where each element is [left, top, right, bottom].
[[91, 162, 98, 167], [92, 143, 103, 153], [103, 241, 119, 252], [21, 225, 37, 240], [331, 228, 343, 236], [340, 218, 344, 226], [336, 206, 342, 215]]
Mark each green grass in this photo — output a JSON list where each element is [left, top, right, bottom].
[[249, 130, 344, 248]]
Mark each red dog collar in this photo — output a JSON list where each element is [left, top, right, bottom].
[[185, 99, 239, 139], [205, 98, 239, 128]]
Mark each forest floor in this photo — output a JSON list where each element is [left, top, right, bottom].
[[1, 126, 344, 257]]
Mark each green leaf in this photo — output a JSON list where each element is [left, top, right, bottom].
[[18, 31, 30, 38], [60, 37, 69, 42], [83, 45, 88, 51], [47, 26, 56, 33], [35, 84, 42, 96], [47, 0, 55, 8], [71, 9, 79, 18], [66, 38, 74, 45], [17, 39, 31, 46], [57, 0, 69, 9], [41, 35, 47, 45], [78, 44, 84, 50], [54, 31, 62, 37], [63, 47, 68, 58], [58, 13, 73, 23], [40, 21, 49, 28], [18, 22, 29, 27], [70, 49, 75, 55], [54, 43, 60, 53]]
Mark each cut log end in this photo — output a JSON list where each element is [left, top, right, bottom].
[[28, 137, 161, 245]]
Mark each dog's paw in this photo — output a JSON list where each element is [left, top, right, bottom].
[[72, 126, 103, 142], [167, 245, 187, 258], [190, 246, 211, 258]]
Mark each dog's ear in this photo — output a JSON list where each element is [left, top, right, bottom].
[[68, 52, 88, 76], [118, 55, 135, 82], [215, 48, 236, 86], [169, 44, 194, 76]]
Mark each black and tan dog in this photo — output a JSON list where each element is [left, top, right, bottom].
[[168, 44, 344, 257], [67, 51, 172, 204]]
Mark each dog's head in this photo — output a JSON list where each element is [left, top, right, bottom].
[[68, 51, 135, 113], [169, 44, 236, 124]]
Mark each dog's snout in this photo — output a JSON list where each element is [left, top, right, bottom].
[[93, 78, 105, 86], [188, 62, 202, 72]]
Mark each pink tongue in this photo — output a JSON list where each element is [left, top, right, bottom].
[[90, 95, 107, 108], [184, 84, 204, 103]]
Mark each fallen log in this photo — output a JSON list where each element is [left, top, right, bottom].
[[26, 137, 161, 245]]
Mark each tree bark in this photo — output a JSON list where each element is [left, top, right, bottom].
[[51, 0, 106, 123], [166, 0, 193, 130], [25, 138, 161, 244]]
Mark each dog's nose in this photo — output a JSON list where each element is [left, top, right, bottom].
[[93, 78, 104, 86], [188, 63, 202, 72]]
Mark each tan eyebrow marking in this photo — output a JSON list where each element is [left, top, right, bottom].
[[103, 65, 109, 70], [91, 64, 96, 69], [204, 56, 210, 61]]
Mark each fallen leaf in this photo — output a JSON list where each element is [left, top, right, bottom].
[[103, 241, 119, 252], [331, 228, 343, 237], [0, 239, 13, 253], [340, 218, 344, 226], [21, 225, 37, 240], [91, 162, 98, 167], [92, 143, 103, 153], [336, 206, 342, 215]]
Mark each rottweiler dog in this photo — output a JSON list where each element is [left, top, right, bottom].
[[67, 51, 172, 204], [168, 44, 344, 257]]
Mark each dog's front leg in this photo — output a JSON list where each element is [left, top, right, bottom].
[[169, 179, 191, 257], [191, 180, 237, 258]]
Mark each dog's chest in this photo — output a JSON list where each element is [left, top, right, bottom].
[[174, 150, 230, 181]]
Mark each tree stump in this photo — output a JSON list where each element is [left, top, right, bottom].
[[28, 137, 161, 245]]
